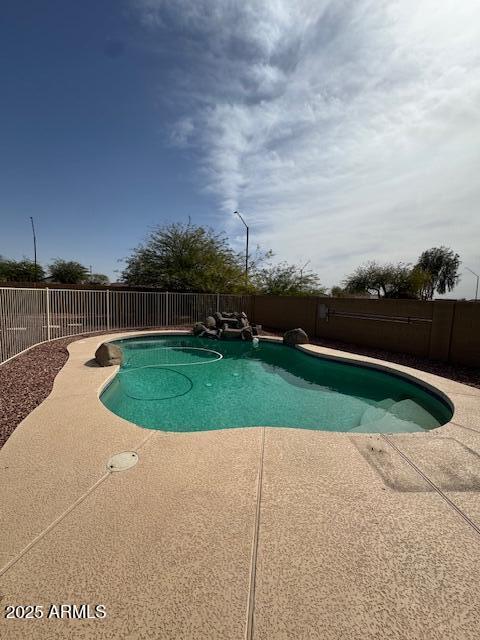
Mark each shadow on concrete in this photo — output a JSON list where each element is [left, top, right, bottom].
[[84, 358, 101, 368]]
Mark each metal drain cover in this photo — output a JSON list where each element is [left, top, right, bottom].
[[107, 451, 138, 472]]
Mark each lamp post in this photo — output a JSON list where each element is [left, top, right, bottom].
[[234, 211, 249, 280], [30, 217, 37, 282], [465, 267, 479, 301]]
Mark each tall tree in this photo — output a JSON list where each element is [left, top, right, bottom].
[[415, 247, 460, 299], [343, 262, 418, 298], [122, 222, 246, 292], [85, 273, 110, 285], [48, 259, 89, 284], [329, 285, 366, 298], [330, 285, 346, 297], [408, 266, 435, 301], [254, 261, 325, 296], [0, 257, 45, 282]]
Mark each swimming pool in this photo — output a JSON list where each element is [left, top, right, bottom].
[[100, 334, 452, 433]]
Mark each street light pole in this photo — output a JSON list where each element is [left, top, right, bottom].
[[465, 267, 479, 301], [234, 211, 249, 280], [30, 216, 37, 282]]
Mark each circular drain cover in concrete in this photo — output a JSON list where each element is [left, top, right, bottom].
[[107, 451, 138, 472]]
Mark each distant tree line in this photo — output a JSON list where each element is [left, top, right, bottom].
[[121, 222, 326, 296], [0, 257, 109, 285], [332, 247, 460, 300], [1, 222, 461, 299], [121, 223, 460, 299]]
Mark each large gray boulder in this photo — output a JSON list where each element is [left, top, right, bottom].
[[193, 322, 207, 336], [95, 342, 123, 366], [203, 328, 220, 339], [283, 328, 309, 346], [241, 326, 253, 341], [205, 316, 217, 329]]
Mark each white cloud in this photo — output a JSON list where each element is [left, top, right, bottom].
[[133, 0, 480, 297], [170, 116, 194, 147]]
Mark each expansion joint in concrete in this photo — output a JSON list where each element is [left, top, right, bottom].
[[0, 472, 111, 578], [0, 431, 156, 578], [450, 420, 480, 435], [381, 434, 480, 538], [245, 427, 266, 640]]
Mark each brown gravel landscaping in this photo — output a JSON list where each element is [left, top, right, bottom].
[[0, 329, 182, 449], [309, 336, 480, 389], [0, 337, 75, 449], [1, 329, 479, 450]]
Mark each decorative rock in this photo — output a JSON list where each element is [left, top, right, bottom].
[[241, 326, 253, 341], [283, 328, 309, 346], [192, 310, 253, 341], [193, 322, 207, 336], [218, 316, 240, 328], [203, 328, 220, 340], [222, 327, 243, 339], [205, 316, 216, 329], [95, 342, 123, 367]]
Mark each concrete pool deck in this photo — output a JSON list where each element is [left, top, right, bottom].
[[1, 330, 480, 639]]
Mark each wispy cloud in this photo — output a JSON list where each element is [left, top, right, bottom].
[[132, 0, 480, 294]]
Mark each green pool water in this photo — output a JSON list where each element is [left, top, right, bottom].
[[100, 335, 452, 433]]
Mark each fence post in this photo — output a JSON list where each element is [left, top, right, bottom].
[[165, 291, 169, 327], [216, 292, 220, 313], [46, 288, 51, 341], [106, 289, 111, 332]]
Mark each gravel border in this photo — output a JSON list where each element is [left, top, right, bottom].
[[1, 329, 479, 450], [309, 336, 480, 390], [1, 337, 76, 449], [0, 328, 185, 449]]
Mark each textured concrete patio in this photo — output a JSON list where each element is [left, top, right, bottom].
[[1, 331, 480, 639]]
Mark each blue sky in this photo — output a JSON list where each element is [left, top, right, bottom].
[[1, 1, 479, 297]]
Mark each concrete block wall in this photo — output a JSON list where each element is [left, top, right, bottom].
[[449, 302, 480, 367], [252, 295, 318, 336], [315, 298, 433, 358], [251, 295, 480, 368]]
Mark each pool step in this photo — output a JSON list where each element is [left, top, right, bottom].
[[349, 414, 422, 433], [359, 399, 395, 425], [376, 398, 396, 410], [353, 398, 435, 434], [388, 399, 440, 429]]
